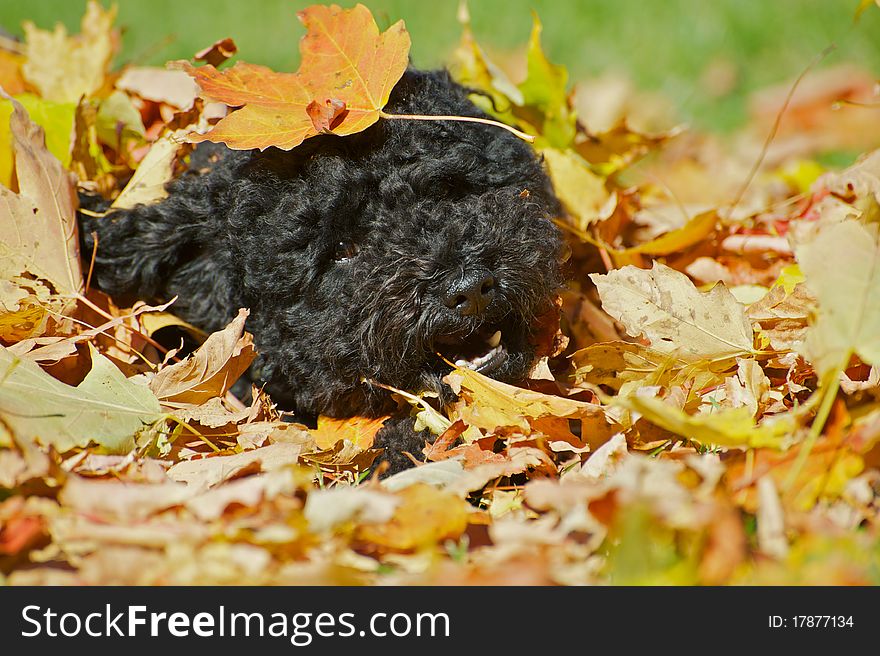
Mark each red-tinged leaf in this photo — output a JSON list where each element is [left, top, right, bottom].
[[183, 4, 410, 151], [0, 514, 45, 555], [295, 3, 409, 132], [306, 98, 347, 133], [180, 62, 313, 151]]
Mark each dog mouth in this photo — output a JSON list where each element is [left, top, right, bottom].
[[433, 324, 509, 375]]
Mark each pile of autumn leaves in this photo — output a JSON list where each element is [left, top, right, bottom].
[[1, 1, 879, 585]]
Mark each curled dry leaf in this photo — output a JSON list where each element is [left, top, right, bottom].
[[194, 37, 238, 67], [0, 97, 82, 304], [148, 308, 255, 406], [306, 98, 348, 133]]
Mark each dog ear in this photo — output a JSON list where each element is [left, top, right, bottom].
[[79, 172, 233, 331]]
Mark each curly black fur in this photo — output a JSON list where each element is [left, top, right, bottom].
[[79, 69, 563, 472]]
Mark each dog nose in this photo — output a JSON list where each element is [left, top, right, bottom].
[[443, 268, 496, 316]]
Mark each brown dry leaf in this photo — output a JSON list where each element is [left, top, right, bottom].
[[183, 469, 301, 521], [610, 210, 718, 262], [148, 308, 255, 406], [170, 396, 255, 429], [0, 97, 82, 303], [569, 341, 670, 393], [747, 282, 814, 351], [0, 277, 53, 343], [0, 503, 46, 556], [194, 37, 238, 67], [7, 299, 174, 364], [22, 0, 117, 103], [304, 487, 399, 533], [0, 437, 53, 489], [818, 148, 880, 205], [575, 120, 681, 176], [355, 483, 470, 551], [300, 440, 382, 475]]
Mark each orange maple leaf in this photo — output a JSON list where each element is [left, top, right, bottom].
[[181, 3, 410, 151]]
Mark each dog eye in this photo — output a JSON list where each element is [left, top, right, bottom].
[[333, 240, 359, 262]]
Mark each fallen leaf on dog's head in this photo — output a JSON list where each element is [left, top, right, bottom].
[[0, 98, 82, 304], [0, 344, 164, 454], [148, 309, 255, 406], [21, 0, 117, 103], [182, 4, 410, 151], [590, 262, 754, 361]]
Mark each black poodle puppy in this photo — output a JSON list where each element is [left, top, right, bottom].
[[79, 69, 563, 473]]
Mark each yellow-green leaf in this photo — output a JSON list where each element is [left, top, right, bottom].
[[517, 12, 576, 148], [618, 393, 795, 449], [0, 344, 164, 453], [542, 147, 614, 231]]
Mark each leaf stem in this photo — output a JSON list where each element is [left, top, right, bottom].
[[783, 366, 841, 492], [379, 111, 535, 143]]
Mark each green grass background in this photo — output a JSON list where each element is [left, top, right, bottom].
[[2, 0, 878, 131]]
